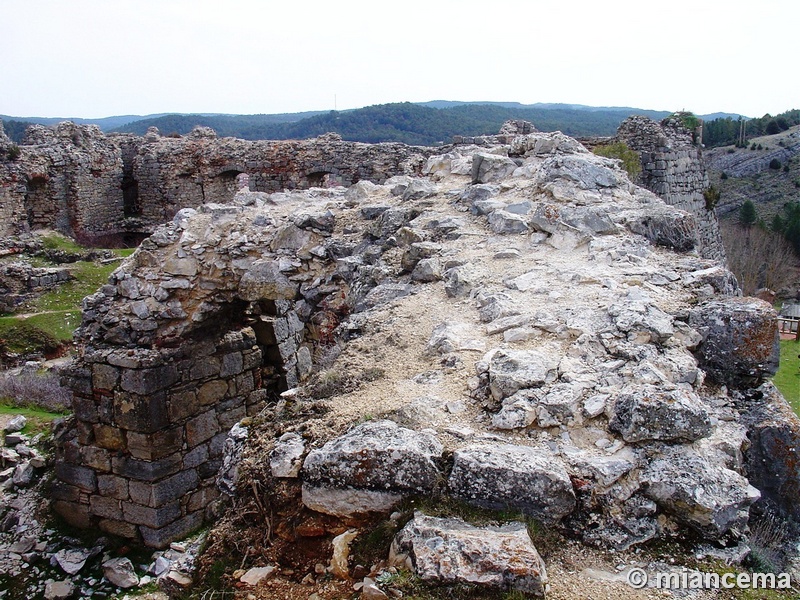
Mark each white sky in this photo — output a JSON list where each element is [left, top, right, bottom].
[[1, 0, 797, 119]]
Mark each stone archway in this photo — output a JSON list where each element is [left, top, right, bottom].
[[206, 168, 249, 202]]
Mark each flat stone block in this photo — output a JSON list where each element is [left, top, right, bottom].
[[112, 453, 182, 482], [97, 474, 129, 500], [139, 511, 204, 549], [114, 390, 169, 433], [55, 462, 97, 493], [99, 518, 140, 540], [93, 424, 126, 451], [186, 410, 219, 446], [53, 500, 92, 529], [123, 500, 181, 528]]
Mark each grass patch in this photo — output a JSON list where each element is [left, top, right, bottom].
[[39, 232, 85, 254], [772, 340, 800, 414], [32, 260, 119, 313], [0, 401, 66, 436]]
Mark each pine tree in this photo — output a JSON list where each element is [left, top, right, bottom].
[[739, 200, 758, 228]]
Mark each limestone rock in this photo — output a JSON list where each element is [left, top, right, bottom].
[[488, 210, 529, 234], [4, 415, 26, 433], [625, 206, 697, 251], [448, 444, 575, 522], [689, 297, 780, 388], [330, 529, 358, 579], [301, 421, 443, 516], [217, 423, 248, 496], [391, 513, 548, 596], [103, 556, 140, 588], [402, 178, 438, 201], [427, 321, 485, 354], [54, 547, 92, 575], [641, 447, 760, 539], [487, 348, 560, 400], [269, 432, 306, 478], [740, 382, 800, 522], [44, 580, 75, 600], [537, 154, 625, 190], [238, 260, 298, 301], [608, 386, 712, 443], [240, 565, 276, 586], [471, 153, 517, 184]]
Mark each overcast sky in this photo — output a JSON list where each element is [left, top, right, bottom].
[[2, 0, 797, 119]]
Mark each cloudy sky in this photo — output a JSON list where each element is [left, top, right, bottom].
[[2, 0, 797, 119]]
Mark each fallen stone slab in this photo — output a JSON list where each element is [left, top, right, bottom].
[[301, 421, 443, 517], [4, 415, 26, 433], [608, 386, 712, 443], [54, 547, 92, 575], [487, 348, 560, 400], [391, 513, 548, 596], [240, 565, 276, 586], [448, 444, 575, 522], [103, 556, 140, 588], [641, 447, 760, 539]]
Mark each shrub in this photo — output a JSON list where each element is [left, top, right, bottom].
[[758, 144, 764, 150], [703, 185, 721, 210], [721, 171, 729, 180], [770, 158, 782, 170], [592, 142, 641, 181], [784, 165, 790, 173], [751, 143, 758, 150], [0, 370, 72, 412], [6, 144, 20, 160]]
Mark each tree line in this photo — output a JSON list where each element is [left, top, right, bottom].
[[703, 109, 800, 148]]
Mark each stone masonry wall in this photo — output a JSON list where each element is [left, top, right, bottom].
[[616, 115, 725, 262], [0, 124, 433, 244], [53, 202, 324, 547]]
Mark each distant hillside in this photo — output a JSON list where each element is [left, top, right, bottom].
[[3, 101, 755, 146], [112, 102, 673, 144], [706, 125, 800, 220]]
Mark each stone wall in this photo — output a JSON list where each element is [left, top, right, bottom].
[[0, 125, 433, 244], [53, 202, 325, 547], [616, 115, 725, 262], [0, 262, 72, 313]]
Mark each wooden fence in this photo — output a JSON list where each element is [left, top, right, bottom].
[[778, 317, 800, 341]]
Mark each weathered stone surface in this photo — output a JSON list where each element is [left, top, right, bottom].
[[44, 580, 75, 600], [269, 432, 306, 478], [448, 444, 575, 522], [238, 260, 298, 301], [4, 415, 27, 433], [487, 348, 560, 400], [427, 321, 485, 355], [471, 153, 517, 184], [302, 421, 443, 495], [641, 447, 760, 538], [740, 382, 800, 522], [608, 386, 712, 443], [689, 297, 780, 388], [217, 423, 248, 496], [391, 513, 548, 596], [240, 565, 276, 586], [103, 557, 140, 588], [488, 210, 528, 234], [54, 547, 92, 575], [625, 206, 697, 251]]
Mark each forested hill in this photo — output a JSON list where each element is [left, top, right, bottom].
[[110, 103, 672, 145]]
